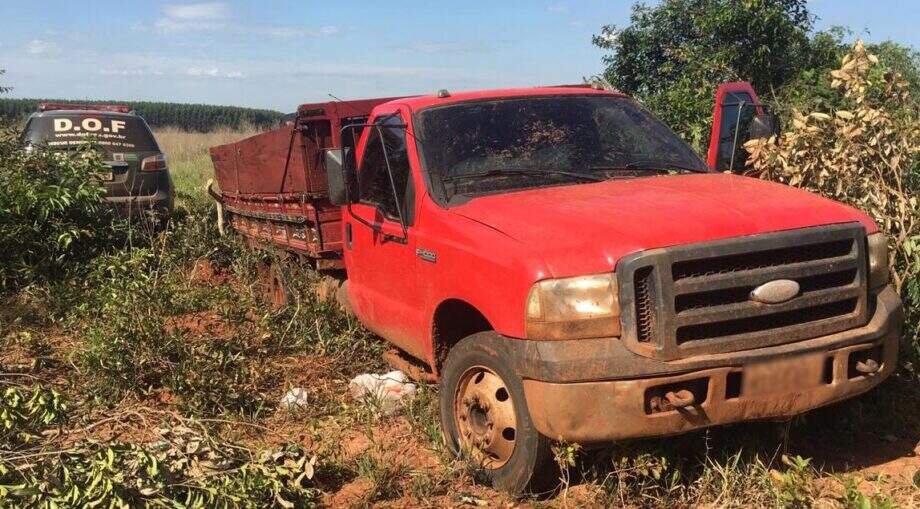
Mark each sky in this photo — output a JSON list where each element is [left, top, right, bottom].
[[1, 1, 917, 112]]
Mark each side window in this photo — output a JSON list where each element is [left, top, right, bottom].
[[358, 114, 413, 222], [716, 92, 755, 172]]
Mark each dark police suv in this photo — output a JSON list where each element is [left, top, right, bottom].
[[22, 103, 174, 223]]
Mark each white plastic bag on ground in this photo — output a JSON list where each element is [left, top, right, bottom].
[[348, 370, 417, 413], [280, 387, 309, 409]]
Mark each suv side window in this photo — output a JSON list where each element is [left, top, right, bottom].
[[358, 114, 413, 222]]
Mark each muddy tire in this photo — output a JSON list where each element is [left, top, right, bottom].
[[439, 332, 558, 495]]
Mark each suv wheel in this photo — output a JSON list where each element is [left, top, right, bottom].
[[439, 332, 558, 495]]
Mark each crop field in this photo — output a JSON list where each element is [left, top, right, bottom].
[[0, 122, 917, 507]]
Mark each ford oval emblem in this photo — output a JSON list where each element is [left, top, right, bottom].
[[750, 279, 800, 304]]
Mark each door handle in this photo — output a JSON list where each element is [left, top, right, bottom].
[[416, 248, 437, 263], [345, 223, 352, 249]]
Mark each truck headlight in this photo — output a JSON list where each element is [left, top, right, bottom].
[[524, 273, 620, 340], [867, 232, 890, 290]]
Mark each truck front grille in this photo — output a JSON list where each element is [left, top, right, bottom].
[[634, 266, 658, 343], [617, 224, 869, 360]]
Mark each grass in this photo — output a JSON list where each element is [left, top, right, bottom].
[[0, 127, 917, 507], [154, 125, 261, 204]]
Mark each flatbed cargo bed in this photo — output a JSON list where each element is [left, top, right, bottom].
[[209, 96, 405, 268]]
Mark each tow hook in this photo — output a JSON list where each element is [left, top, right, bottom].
[[665, 390, 696, 408], [855, 359, 880, 375], [649, 389, 697, 413]]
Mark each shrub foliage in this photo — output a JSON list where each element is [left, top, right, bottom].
[[746, 41, 919, 293], [0, 129, 114, 291], [593, 0, 840, 150], [1, 421, 320, 507], [746, 41, 920, 371]]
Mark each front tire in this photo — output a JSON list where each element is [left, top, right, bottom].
[[439, 332, 558, 495]]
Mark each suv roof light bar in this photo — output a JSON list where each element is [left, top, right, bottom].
[[38, 103, 132, 113]]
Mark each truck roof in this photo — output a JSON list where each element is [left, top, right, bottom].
[[384, 86, 624, 113], [294, 86, 625, 120]]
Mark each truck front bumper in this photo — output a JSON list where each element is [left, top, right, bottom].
[[505, 285, 902, 443]]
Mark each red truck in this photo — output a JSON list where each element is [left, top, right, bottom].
[[209, 83, 902, 493]]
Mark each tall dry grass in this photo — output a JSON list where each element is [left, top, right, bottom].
[[154, 125, 262, 202]]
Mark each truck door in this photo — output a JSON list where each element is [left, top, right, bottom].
[[344, 111, 426, 359], [706, 81, 766, 173]]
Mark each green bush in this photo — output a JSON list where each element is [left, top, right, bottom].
[[0, 128, 115, 291], [0, 384, 67, 448], [746, 41, 920, 372], [74, 248, 263, 416], [0, 429, 320, 507], [593, 0, 841, 151]]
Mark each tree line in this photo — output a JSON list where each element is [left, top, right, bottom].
[[0, 98, 284, 132], [593, 0, 920, 152]]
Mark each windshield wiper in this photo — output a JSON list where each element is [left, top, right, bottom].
[[590, 160, 706, 174], [443, 168, 605, 183]]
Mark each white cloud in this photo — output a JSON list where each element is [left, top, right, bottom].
[[547, 3, 569, 13], [186, 67, 244, 78], [149, 2, 337, 38], [156, 2, 228, 32], [155, 18, 225, 32], [261, 25, 340, 38], [27, 39, 59, 56], [597, 29, 619, 44], [163, 2, 227, 21], [100, 69, 148, 76], [187, 66, 220, 77]]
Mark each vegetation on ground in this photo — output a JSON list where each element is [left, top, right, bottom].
[[154, 126, 263, 205], [0, 2, 918, 506], [0, 130, 114, 291]]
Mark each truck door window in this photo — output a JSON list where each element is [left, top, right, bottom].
[[358, 114, 413, 223], [716, 92, 756, 172]]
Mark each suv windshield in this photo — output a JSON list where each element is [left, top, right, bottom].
[[415, 95, 707, 201], [23, 113, 159, 153]]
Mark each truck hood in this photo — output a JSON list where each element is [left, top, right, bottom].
[[450, 173, 875, 278]]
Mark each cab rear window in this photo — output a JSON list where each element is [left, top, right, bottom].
[[23, 114, 159, 153]]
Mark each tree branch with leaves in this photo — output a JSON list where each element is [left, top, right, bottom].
[[746, 41, 919, 295]]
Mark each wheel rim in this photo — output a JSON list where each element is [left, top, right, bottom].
[[454, 366, 517, 469]]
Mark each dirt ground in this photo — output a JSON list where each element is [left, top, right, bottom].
[[3, 260, 918, 508]]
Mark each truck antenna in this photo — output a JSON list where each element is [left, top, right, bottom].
[[327, 93, 366, 117]]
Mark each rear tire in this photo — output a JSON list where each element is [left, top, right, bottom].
[[439, 332, 558, 495]]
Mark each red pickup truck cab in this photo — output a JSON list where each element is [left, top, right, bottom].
[[213, 85, 902, 494]]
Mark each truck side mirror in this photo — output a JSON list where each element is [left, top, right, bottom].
[[324, 148, 356, 206], [749, 113, 779, 140]]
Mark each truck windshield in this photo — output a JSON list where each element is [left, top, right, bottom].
[[415, 95, 708, 201], [23, 113, 159, 154]]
